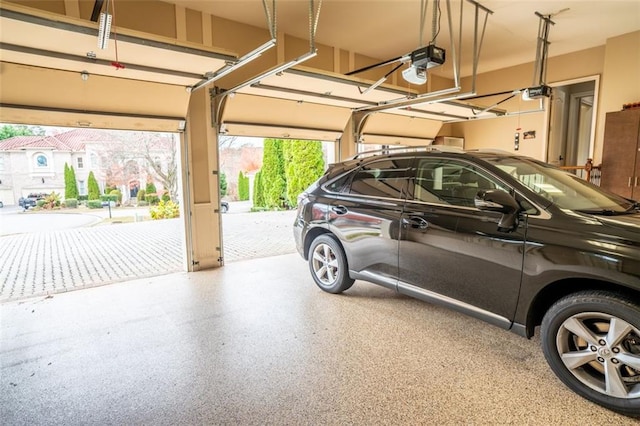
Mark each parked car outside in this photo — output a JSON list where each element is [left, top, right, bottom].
[[18, 196, 37, 210], [293, 147, 640, 416]]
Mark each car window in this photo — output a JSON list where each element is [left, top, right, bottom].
[[413, 158, 510, 207], [347, 158, 413, 200], [492, 157, 635, 213]]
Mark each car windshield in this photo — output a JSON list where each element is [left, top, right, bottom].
[[488, 156, 636, 214]]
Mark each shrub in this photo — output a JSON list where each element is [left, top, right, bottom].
[[150, 199, 180, 220], [36, 200, 46, 208], [220, 172, 228, 196], [136, 189, 146, 203], [110, 189, 122, 204], [101, 194, 118, 203], [87, 200, 103, 209], [41, 192, 61, 209], [65, 198, 78, 208], [161, 192, 171, 202], [78, 195, 88, 201], [145, 182, 159, 205], [138, 200, 149, 206], [146, 193, 160, 205]]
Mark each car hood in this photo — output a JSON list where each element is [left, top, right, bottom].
[[588, 212, 640, 245]]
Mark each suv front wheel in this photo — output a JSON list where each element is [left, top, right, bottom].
[[541, 291, 640, 416], [308, 234, 354, 294]]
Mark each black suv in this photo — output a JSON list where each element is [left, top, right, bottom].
[[293, 147, 640, 416]]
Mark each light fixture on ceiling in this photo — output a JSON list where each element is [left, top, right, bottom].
[[81, 71, 89, 81], [402, 66, 427, 85], [97, 7, 112, 50]]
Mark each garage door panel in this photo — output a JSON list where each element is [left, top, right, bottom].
[[0, 106, 183, 132], [222, 93, 351, 140], [362, 113, 443, 143], [0, 62, 190, 118]]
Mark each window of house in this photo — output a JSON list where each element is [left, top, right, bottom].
[[35, 154, 48, 168], [77, 157, 84, 169], [90, 153, 98, 168], [78, 180, 86, 196]]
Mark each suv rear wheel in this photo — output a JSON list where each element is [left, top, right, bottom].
[[541, 291, 640, 416], [308, 234, 354, 294]]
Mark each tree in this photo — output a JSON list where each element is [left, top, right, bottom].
[[87, 171, 100, 200], [145, 180, 159, 205], [95, 131, 178, 201], [64, 163, 79, 200], [260, 138, 286, 208], [64, 163, 70, 197], [140, 134, 178, 201], [0, 124, 45, 140], [253, 171, 265, 207], [220, 171, 228, 197], [238, 171, 250, 201], [285, 140, 324, 207]]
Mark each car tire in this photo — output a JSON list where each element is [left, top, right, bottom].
[[220, 204, 228, 213], [541, 291, 640, 416], [308, 234, 355, 294]]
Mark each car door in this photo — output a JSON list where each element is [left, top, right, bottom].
[[398, 156, 525, 327], [328, 157, 413, 289]]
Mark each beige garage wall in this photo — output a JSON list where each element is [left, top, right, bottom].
[[441, 31, 640, 164], [596, 31, 640, 162]]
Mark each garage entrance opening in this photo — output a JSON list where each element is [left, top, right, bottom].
[[0, 125, 185, 302], [218, 136, 334, 263]]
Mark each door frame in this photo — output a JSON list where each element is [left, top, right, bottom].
[[545, 75, 600, 166]]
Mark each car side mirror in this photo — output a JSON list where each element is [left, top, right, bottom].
[[475, 189, 521, 231]]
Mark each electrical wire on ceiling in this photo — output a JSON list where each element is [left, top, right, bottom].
[[110, 0, 124, 70]]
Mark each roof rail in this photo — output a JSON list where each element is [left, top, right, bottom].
[[349, 145, 464, 160], [472, 148, 516, 155]]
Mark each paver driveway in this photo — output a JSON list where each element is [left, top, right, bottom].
[[0, 209, 297, 302]]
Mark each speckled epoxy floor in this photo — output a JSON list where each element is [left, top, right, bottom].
[[1, 253, 636, 425]]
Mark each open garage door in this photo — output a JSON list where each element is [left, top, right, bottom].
[[0, 5, 236, 131], [219, 66, 505, 146]]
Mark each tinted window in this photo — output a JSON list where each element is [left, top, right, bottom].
[[414, 158, 509, 207], [348, 158, 412, 199], [325, 172, 351, 193], [492, 157, 635, 212]]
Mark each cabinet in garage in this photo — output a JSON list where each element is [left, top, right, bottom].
[[601, 108, 640, 199]]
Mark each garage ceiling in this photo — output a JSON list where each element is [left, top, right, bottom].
[[1, 1, 639, 138], [181, 0, 640, 79]]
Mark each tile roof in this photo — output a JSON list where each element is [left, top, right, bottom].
[[0, 129, 176, 152], [0, 135, 80, 151]]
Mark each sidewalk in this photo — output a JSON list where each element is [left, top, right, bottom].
[[0, 209, 297, 302]]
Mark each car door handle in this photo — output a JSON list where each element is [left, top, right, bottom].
[[403, 217, 429, 230], [331, 205, 348, 215]]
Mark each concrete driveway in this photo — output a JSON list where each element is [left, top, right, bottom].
[[0, 203, 297, 302]]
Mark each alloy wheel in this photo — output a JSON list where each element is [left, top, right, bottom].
[[311, 243, 339, 286], [556, 311, 640, 399]]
